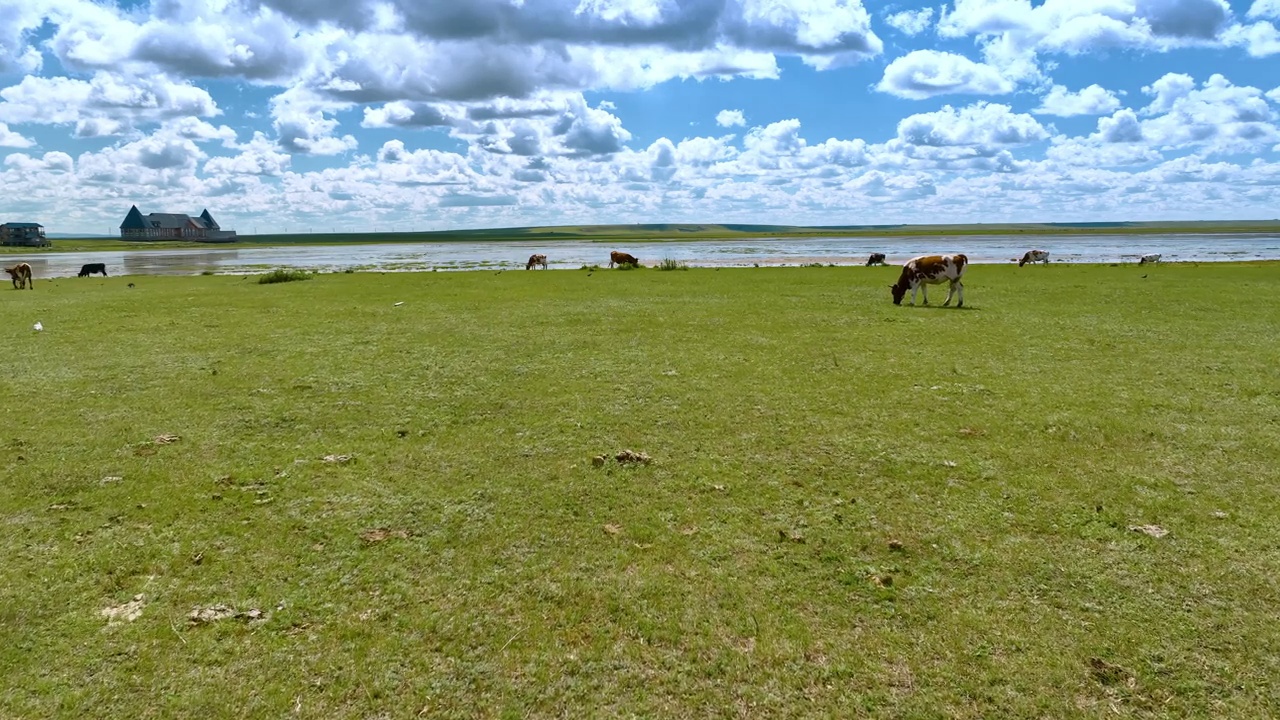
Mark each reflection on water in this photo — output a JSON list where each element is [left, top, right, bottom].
[[9, 234, 1280, 278], [122, 251, 240, 275]]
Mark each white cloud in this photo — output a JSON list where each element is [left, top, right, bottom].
[[1221, 20, 1280, 56], [1045, 137, 1162, 167], [1249, 0, 1280, 19], [877, 50, 1015, 99], [717, 109, 747, 127], [897, 102, 1049, 147], [0, 72, 219, 130], [1138, 73, 1278, 152], [204, 133, 292, 177], [885, 8, 935, 36], [939, 0, 1238, 66], [1095, 109, 1145, 143], [1034, 84, 1122, 116], [4, 151, 73, 173], [0, 121, 34, 147]]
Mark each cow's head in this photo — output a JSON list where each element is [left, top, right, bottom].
[[890, 282, 907, 305]]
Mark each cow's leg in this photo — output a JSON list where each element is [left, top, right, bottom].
[[955, 280, 964, 307], [943, 281, 954, 306], [920, 284, 929, 305]]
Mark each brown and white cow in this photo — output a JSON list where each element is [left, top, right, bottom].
[[1018, 249, 1050, 267], [5, 262, 33, 290], [609, 251, 639, 268], [890, 254, 967, 307], [866, 253, 887, 266], [526, 253, 548, 270]]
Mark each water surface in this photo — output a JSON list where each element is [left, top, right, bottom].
[[14, 234, 1280, 278]]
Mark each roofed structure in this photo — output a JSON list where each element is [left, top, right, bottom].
[[1, 222, 50, 247], [119, 205, 236, 241]]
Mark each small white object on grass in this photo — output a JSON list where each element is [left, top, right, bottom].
[[33, 322, 43, 331], [393, 301, 404, 307]]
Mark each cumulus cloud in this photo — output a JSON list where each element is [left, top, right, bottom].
[[1045, 137, 1162, 167], [1095, 109, 1145, 143], [897, 102, 1049, 147], [1250, 0, 1280, 19], [362, 101, 459, 129], [1138, 73, 1277, 151], [204, 132, 292, 176], [1135, 0, 1230, 40], [1034, 84, 1122, 116], [939, 0, 1239, 67], [877, 50, 1014, 99], [0, 121, 33, 147], [885, 8, 935, 36], [0, 72, 220, 130], [1221, 20, 1280, 56], [717, 109, 747, 127]]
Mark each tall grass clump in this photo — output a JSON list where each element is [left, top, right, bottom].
[[257, 268, 313, 284], [657, 257, 689, 271]]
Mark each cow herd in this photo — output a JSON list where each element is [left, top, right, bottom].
[[6, 248, 1167, 307]]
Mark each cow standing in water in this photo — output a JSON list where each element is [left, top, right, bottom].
[[526, 254, 548, 270], [609, 251, 639, 268], [890, 254, 968, 307], [866, 253, 887, 266], [5, 262, 33, 290], [1018, 250, 1050, 267]]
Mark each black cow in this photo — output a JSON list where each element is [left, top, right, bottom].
[[78, 263, 108, 277], [866, 253, 887, 266]]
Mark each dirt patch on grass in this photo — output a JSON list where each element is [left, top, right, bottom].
[[100, 594, 146, 625], [188, 604, 269, 625], [359, 527, 412, 543]]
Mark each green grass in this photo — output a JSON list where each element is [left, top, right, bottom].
[[2, 263, 1279, 718], [257, 268, 313, 284]]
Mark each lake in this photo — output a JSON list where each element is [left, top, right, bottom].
[[14, 233, 1280, 278]]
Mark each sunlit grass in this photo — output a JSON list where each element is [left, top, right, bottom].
[[1, 263, 1278, 718]]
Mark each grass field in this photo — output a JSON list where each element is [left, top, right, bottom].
[[6, 218, 1280, 254], [2, 263, 1279, 718]]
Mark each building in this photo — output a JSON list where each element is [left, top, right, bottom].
[[0, 222, 50, 247], [119, 205, 237, 241]]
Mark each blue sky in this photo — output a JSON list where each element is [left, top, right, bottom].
[[2, 0, 1280, 235]]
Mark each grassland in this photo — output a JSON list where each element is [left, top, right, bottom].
[[6, 218, 1280, 254], [2, 263, 1279, 718]]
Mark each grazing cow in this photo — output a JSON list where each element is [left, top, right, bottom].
[[1138, 253, 1162, 265], [78, 262, 108, 277], [1018, 249, 1050, 267], [5, 262, 33, 290], [609, 251, 639, 268], [890, 254, 968, 307], [866, 253, 887, 266], [526, 254, 548, 270]]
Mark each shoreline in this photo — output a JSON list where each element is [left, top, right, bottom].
[[6, 220, 1280, 254]]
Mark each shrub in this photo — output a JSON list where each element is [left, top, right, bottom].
[[258, 268, 313, 285], [657, 258, 689, 271]]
